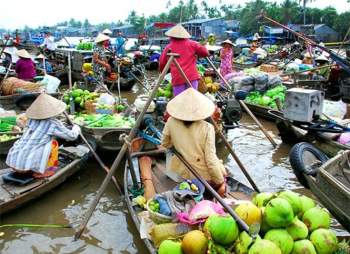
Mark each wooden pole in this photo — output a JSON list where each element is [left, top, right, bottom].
[[74, 55, 175, 240], [63, 112, 122, 194], [172, 148, 250, 233], [205, 57, 277, 147], [67, 51, 72, 90], [171, 58, 261, 192]]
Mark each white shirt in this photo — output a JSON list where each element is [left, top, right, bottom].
[[41, 36, 56, 51]]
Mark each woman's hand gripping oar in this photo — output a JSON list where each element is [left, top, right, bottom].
[[63, 112, 123, 194], [171, 148, 260, 238]]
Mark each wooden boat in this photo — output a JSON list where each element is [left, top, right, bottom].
[[0, 145, 89, 215], [244, 102, 278, 121], [233, 61, 258, 70], [290, 147, 350, 231], [124, 140, 254, 254], [81, 125, 131, 151], [0, 133, 21, 155], [277, 121, 350, 158], [0, 92, 60, 111]]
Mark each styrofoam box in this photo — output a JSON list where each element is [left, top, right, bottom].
[[283, 88, 324, 122]]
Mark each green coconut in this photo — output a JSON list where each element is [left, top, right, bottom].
[[248, 239, 282, 254], [291, 240, 317, 254], [310, 229, 338, 254], [265, 198, 294, 228], [264, 229, 294, 254], [260, 207, 271, 234], [159, 240, 183, 254], [204, 215, 239, 246], [234, 231, 254, 254], [298, 195, 316, 217], [286, 216, 308, 240], [302, 207, 330, 232], [278, 190, 302, 215], [252, 192, 274, 207], [182, 230, 208, 254]]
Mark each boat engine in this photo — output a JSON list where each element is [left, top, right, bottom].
[[217, 97, 242, 127]]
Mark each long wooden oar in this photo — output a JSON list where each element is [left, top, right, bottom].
[[172, 58, 261, 193], [172, 148, 251, 233], [74, 55, 176, 240], [205, 57, 277, 148], [63, 112, 122, 194]]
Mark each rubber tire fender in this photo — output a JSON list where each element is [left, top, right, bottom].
[[289, 142, 328, 188]]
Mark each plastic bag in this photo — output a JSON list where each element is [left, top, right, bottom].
[[322, 100, 347, 120], [40, 75, 61, 93], [268, 76, 283, 89], [97, 93, 116, 106], [254, 73, 268, 85], [285, 63, 299, 73]]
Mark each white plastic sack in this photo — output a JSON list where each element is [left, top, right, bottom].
[[40, 75, 60, 93], [98, 93, 116, 106], [322, 100, 347, 120]]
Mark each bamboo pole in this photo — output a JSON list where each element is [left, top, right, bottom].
[[171, 57, 261, 192], [204, 57, 277, 147], [63, 112, 123, 194], [74, 55, 175, 240]]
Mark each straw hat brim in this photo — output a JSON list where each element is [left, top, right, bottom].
[[221, 40, 233, 46], [35, 54, 46, 59], [166, 88, 215, 121], [95, 33, 110, 43], [17, 49, 31, 59], [165, 25, 191, 39], [102, 29, 112, 35], [315, 55, 329, 62], [26, 93, 67, 120]]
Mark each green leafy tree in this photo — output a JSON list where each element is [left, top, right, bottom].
[[298, 0, 315, 24]]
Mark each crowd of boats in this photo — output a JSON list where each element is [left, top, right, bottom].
[[0, 19, 350, 253]]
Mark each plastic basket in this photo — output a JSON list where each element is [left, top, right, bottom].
[[146, 198, 173, 224]]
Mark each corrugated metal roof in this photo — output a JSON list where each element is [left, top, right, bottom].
[[182, 17, 223, 25], [112, 24, 134, 30]]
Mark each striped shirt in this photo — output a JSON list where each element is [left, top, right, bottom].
[[6, 118, 79, 173]]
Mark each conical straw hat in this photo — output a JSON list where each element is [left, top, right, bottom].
[[315, 54, 328, 62], [166, 88, 215, 121], [35, 54, 46, 59], [95, 33, 110, 43], [221, 39, 234, 46], [26, 93, 66, 120], [17, 49, 31, 59], [165, 24, 191, 39], [102, 28, 112, 35]]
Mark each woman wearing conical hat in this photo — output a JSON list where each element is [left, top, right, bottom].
[[93, 33, 111, 91], [161, 88, 227, 196], [15, 49, 36, 80], [6, 94, 80, 178], [220, 39, 234, 82], [159, 24, 209, 96]]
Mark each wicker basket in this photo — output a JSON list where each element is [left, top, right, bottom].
[[146, 199, 173, 224], [260, 64, 278, 73]]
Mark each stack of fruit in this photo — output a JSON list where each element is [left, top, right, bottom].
[[156, 190, 346, 254], [63, 89, 100, 110], [0, 134, 20, 142], [76, 42, 94, 51], [245, 85, 286, 109], [156, 83, 173, 99], [203, 76, 220, 94]]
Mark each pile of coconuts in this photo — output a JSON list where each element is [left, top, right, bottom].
[[157, 190, 347, 254]]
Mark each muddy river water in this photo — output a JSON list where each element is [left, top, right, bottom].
[[0, 83, 347, 253]]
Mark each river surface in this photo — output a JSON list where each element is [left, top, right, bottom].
[[0, 81, 348, 253]]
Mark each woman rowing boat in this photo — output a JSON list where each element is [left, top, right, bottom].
[[6, 94, 81, 178], [161, 88, 227, 196]]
